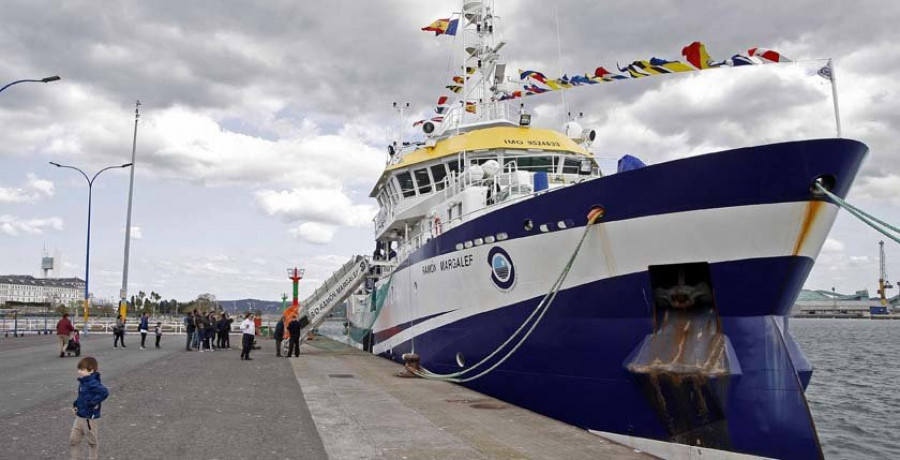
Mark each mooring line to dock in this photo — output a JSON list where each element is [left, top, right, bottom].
[[815, 182, 900, 245], [411, 207, 605, 383]]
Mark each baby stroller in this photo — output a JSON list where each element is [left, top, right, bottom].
[[65, 330, 81, 357]]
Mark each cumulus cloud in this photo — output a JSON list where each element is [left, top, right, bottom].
[[0, 215, 64, 236], [0, 173, 55, 203], [852, 174, 900, 205], [256, 187, 377, 228], [289, 222, 336, 245]]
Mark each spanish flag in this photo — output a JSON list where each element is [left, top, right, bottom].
[[422, 18, 459, 36]]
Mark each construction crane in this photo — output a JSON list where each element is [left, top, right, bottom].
[[878, 241, 893, 306]]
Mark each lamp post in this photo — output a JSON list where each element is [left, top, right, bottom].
[[0, 76, 61, 95], [50, 161, 132, 333]]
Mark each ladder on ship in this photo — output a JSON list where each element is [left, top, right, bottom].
[[281, 255, 370, 355]]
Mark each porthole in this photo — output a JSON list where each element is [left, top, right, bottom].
[[464, 241, 474, 249], [485, 235, 496, 243], [523, 219, 534, 231], [455, 243, 464, 251], [497, 232, 508, 241], [474, 238, 484, 246], [456, 352, 466, 368]]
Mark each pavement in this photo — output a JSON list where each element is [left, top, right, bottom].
[[0, 333, 327, 459], [293, 338, 651, 460], [1, 333, 650, 460]]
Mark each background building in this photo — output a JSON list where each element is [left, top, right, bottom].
[[0, 275, 84, 307]]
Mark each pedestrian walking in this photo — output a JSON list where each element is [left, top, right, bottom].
[[70, 356, 109, 460], [113, 316, 126, 349], [138, 313, 150, 350], [287, 315, 302, 358], [154, 322, 162, 349], [184, 311, 195, 351], [239, 312, 254, 360], [274, 318, 284, 357], [56, 313, 76, 358]]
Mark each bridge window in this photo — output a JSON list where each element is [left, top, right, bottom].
[[414, 168, 432, 194], [396, 172, 416, 197], [562, 158, 581, 175], [431, 164, 448, 191], [447, 160, 460, 176], [515, 156, 554, 172]]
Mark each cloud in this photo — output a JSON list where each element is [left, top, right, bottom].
[[822, 238, 845, 252], [256, 187, 377, 228], [0, 215, 64, 236], [289, 222, 336, 245], [0, 173, 55, 203], [852, 174, 900, 205]]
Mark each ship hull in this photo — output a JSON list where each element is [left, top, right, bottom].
[[356, 138, 867, 459]]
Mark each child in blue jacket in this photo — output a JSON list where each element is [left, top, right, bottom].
[[71, 357, 109, 460]]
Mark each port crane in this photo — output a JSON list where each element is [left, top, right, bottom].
[[878, 240, 894, 306]]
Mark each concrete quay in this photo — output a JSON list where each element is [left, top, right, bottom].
[[0, 333, 649, 459]]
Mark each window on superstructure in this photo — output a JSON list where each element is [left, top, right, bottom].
[[430, 164, 448, 191], [414, 168, 432, 194], [396, 172, 416, 197], [515, 156, 554, 173], [562, 158, 581, 175], [447, 160, 460, 176]]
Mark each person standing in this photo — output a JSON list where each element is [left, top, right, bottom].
[[287, 315, 302, 358], [184, 311, 195, 351], [223, 313, 233, 349], [273, 318, 285, 357], [113, 316, 126, 349], [56, 313, 76, 358], [154, 322, 162, 349], [191, 310, 201, 350], [138, 313, 150, 350], [70, 356, 109, 460], [239, 312, 254, 360]]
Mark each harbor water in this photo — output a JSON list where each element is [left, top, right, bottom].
[[791, 318, 900, 460]]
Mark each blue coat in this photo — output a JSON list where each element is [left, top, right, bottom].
[[73, 372, 109, 419], [139, 317, 149, 331]]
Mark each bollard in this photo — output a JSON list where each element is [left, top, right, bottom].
[[397, 352, 421, 378]]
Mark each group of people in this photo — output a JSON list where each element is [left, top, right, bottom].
[[184, 310, 234, 352], [273, 314, 308, 358], [111, 312, 162, 350]]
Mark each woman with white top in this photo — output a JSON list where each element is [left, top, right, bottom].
[[239, 312, 255, 360]]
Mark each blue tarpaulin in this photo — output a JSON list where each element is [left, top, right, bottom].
[[617, 154, 647, 173]]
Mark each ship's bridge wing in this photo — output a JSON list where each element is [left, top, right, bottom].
[[370, 126, 590, 197]]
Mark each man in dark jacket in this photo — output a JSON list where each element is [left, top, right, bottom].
[[56, 313, 76, 358], [287, 315, 302, 358], [184, 312, 195, 351], [274, 318, 285, 357]]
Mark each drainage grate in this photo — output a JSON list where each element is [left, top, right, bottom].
[[328, 374, 356, 379]]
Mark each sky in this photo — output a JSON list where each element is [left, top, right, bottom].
[[1, 0, 898, 303]]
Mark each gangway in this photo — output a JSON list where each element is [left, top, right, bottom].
[[281, 255, 369, 355]]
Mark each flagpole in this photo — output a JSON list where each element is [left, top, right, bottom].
[[828, 58, 842, 138], [554, 1, 568, 125]]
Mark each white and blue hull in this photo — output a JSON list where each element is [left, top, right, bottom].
[[354, 138, 868, 459]]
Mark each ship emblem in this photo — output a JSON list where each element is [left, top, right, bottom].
[[488, 247, 516, 291]]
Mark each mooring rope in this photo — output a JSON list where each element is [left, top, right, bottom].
[[815, 183, 900, 245], [412, 208, 604, 383]]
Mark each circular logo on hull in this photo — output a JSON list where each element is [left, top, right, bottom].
[[488, 247, 516, 291]]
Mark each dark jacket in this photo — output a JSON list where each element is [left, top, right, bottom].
[[274, 320, 285, 341], [73, 372, 109, 419], [185, 314, 196, 333], [139, 316, 149, 331], [287, 319, 302, 338], [56, 318, 75, 336]]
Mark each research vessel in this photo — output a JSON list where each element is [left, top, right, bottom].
[[340, 2, 866, 458]]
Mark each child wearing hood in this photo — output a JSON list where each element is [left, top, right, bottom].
[[70, 357, 109, 460]]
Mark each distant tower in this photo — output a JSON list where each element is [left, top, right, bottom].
[[287, 267, 305, 307], [41, 247, 54, 278]]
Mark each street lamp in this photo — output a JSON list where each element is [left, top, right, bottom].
[[50, 161, 132, 333], [0, 76, 61, 95]]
